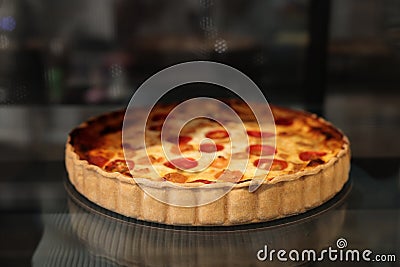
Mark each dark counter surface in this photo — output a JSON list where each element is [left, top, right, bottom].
[[0, 157, 398, 266]]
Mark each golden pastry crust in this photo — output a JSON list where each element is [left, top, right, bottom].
[[65, 104, 350, 226]]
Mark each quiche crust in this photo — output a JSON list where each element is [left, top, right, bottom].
[[65, 108, 350, 226]]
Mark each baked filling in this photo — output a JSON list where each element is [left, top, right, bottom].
[[69, 103, 346, 185]]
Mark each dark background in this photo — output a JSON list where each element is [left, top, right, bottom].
[[0, 0, 399, 266]]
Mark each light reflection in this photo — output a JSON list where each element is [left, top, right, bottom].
[[200, 17, 213, 31], [199, 0, 214, 8], [110, 64, 122, 78], [214, 38, 227, 53], [0, 34, 10, 49], [0, 16, 16, 31]]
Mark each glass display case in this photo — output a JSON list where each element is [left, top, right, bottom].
[[0, 1, 399, 266]]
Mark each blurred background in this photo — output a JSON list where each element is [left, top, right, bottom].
[[0, 0, 399, 160], [0, 0, 399, 266]]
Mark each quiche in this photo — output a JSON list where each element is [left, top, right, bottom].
[[65, 101, 350, 226]]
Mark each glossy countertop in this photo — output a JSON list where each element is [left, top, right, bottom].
[[0, 157, 398, 266]]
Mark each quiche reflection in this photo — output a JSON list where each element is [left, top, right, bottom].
[[67, 186, 348, 267]]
